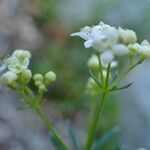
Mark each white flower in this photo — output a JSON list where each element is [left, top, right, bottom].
[[118, 27, 137, 44], [100, 51, 114, 65], [1, 71, 17, 85], [5, 56, 29, 73], [87, 54, 99, 69], [112, 44, 130, 56], [71, 22, 118, 52], [129, 40, 150, 59], [12, 49, 31, 59], [101, 60, 118, 69], [4, 50, 31, 74]]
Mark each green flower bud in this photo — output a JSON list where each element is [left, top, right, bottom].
[[87, 54, 99, 69], [44, 71, 56, 85], [33, 73, 43, 82], [12, 49, 31, 59], [35, 80, 43, 87], [39, 84, 47, 92], [20, 69, 32, 84], [86, 77, 99, 96], [1, 71, 17, 85]]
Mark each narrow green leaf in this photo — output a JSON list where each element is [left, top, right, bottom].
[[48, 133, 61, 150], [93, 126, 120, 150], [116, 82, 134, 91], [68, 122, 79, 150], [89, 68, 102, 89]]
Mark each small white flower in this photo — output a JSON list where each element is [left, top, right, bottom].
[[100, 51, 114, 65], [3, 49, 31, 74], [5, 56, 29, 73], [87, 54, 99, 69], [141, 40, 150, 46], [1, 71, 17, 85], [71, 22, 118, 52], [112, 44, 130, 56], [118, 27, 137, 44], [101, 60, 118, 69], [12, 49, 31, 59], [129, 40, 150, 59]]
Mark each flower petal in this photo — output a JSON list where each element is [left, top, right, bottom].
[[112, 44, 129, 56], [100, 51, 114, 65]]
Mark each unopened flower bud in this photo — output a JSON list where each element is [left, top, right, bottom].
[[100, 51, 114, 65], [20, 69, 32, 84], [44, 71, 56, 85], [39, 84, 47, 92], [87, 77, 97, 89], [1, 71, 17, 85], [35, 80, 43, 87], [87, 54, 99, 69], [119, 27, 137, 44], [33, 73, 43, 82]]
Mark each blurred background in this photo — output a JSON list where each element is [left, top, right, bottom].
[[0, 0, 150, 149]]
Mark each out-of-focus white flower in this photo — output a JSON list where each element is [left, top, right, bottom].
[[1, 71, 17, 85], [87, 54, 99, 69], [112, 44, 130, 56], [129, 40, 150, 59], [118, 27, 137, 44], [100, 51, 114, 65], [5, 56, 29, 73], [71, 22, 118, 52], [101, 60, 118, 69], [4, 49, 31, 74], [12, 49, 31, 59]]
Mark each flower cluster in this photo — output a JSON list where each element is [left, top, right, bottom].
[[71, 22, 150, 66], [33, 71, 56, 93], [0, 50, 56, 92], [0, 50, 31, 86]]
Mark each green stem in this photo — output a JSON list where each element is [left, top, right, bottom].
[[34, 106, 68, 150], [98, 55, 104, 86], [84, 64, 110, 150], [109, 59, 143, 91], [84, 92, 107, 150], [17, 87, 67, 150]]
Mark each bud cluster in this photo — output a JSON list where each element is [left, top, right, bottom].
[[0, 50, 32, 86], [33, 71, 56, 93]]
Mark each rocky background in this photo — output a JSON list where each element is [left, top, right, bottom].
[[0, 0, 150, 150]]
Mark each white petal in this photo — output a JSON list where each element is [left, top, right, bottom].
[[84, 40, 93, 48], [100, 51, 114, 65], [141, 40, 150, 46], [71, 26, 91, 40], [112, 44, 129, 56], [110, 61, 118, 68]]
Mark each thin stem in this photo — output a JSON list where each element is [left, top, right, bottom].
[[89, 68, 103, 89], [34, 106, 68, 150], [109, 59, 143, 91], [98, 55, 104, 85], [84, 64, 110, 150], [84, 92, 107, 150], [17, 86, 68, 150]]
